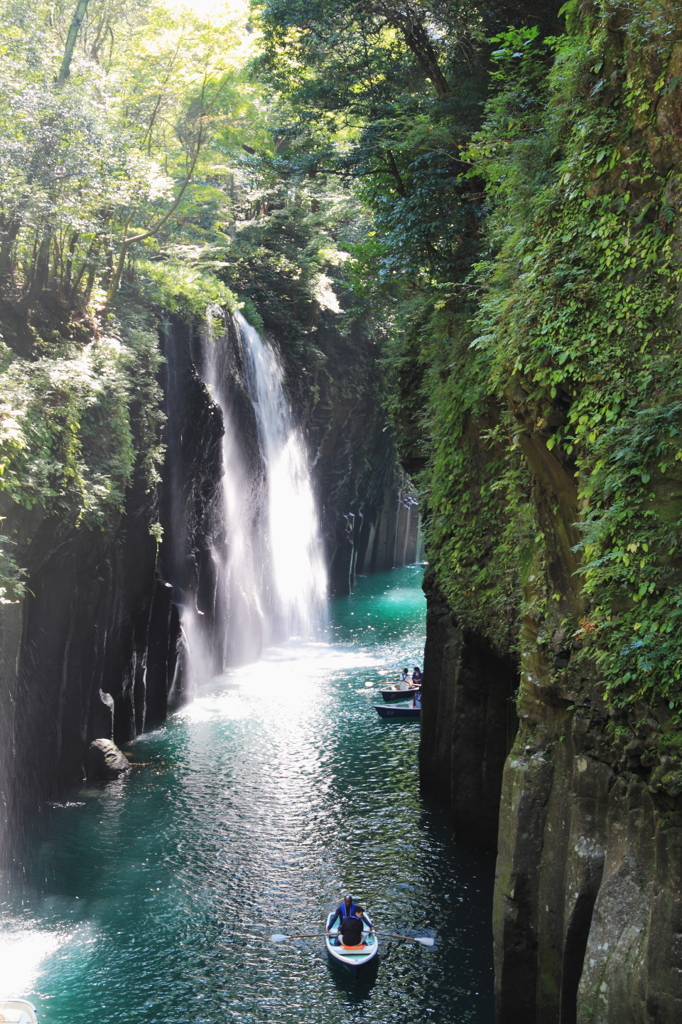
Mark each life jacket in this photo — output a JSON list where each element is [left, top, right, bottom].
[[329, 901, 357, 930]]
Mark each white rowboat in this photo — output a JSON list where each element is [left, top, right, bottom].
[[0, 1000, 38, 1024], [325, 913, 379, 976]]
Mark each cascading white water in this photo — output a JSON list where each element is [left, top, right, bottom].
[[237, 313, 328, 639], [185, 309, 327, 679]]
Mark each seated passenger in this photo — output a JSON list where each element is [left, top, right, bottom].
[[411, 666, 422, 687], [413, 690, 422, 709], [338, 907, 366, 947]]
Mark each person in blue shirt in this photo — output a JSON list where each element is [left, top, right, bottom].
[[327, 895, 373, 934], [328, 895, 357, 931], [411, 666, 422, 687]]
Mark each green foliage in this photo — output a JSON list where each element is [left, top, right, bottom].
[[0, 533, 25, 603], [0, 314, 163, 597], [137, 258, 239, 319], [0, 0, 252, 313], [253, 0, 502, 279], [278, 0, 682, 762], [463, 2, 682, 725], [411, 297, 539, 651]]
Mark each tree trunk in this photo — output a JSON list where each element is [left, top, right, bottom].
[[386, 10, 450, 99], [0, 215, 22, 280], [56, 0, 91, 85]]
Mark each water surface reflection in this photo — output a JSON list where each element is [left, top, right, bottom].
[[1, 565, 493, 1023]]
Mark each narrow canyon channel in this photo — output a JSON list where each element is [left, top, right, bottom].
[[0, 566, 494, 1024]]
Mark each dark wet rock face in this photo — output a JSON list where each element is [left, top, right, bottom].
[[419, 579, 519, 849], [6, 465, 164, 819], [420, 456, 682, 1021], [492, 719, 682, 1024], [156, 319, 226, 682], [0, 317, 218, 846], [422, 576, 682, 1024], [85, 739, 131, 780], [303, 328, 422, 597]]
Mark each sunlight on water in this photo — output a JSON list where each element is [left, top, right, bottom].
[[0, 927, 70, 997]]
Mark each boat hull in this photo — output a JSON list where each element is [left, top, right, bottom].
[[380, 686, 420, 702], [0, 999, 39, 1024], [374, 701, 420, 719], [325, 914, 378, 976]]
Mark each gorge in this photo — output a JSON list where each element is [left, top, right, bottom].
[[2, 1, 682, 1022]]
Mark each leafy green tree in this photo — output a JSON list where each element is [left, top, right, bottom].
[[0, 0, 252, 316], [253, 0, 560, 279]]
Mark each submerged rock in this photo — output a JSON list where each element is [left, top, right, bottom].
[[85, 739, 131, 780]]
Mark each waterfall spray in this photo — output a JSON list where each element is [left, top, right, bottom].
[[180, 309, 327, 685], [237, 313, 327, 639]]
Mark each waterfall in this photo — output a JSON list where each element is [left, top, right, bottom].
[[180, 310, 327, 683]]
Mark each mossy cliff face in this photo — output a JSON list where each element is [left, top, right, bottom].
[[413, 3, 682, 1020]]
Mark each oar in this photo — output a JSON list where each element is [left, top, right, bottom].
[[378, 932, 435, 947], [270, 932, 330, 942]]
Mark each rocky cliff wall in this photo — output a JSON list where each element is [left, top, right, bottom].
[[422, 576, 682, 1024], [413, 4, 682, 1021], [0, 436, 173, 852], [494, 709, 682, 1024], [314, 399, 422, 595], [0, 314, 224, 852], [420, 579, 519, 849]]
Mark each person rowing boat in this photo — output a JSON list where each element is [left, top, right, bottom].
[[327, 894, 373, 934]]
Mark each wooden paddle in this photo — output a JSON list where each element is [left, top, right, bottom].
[[378, 933, 435, 947], [272, 930, 433, 946]]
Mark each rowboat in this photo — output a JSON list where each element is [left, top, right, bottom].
[[374, 699, 420, 719], [325, 913, 379, 976], [381, 685, 420, 702], [0, 1000, 39, 1023]]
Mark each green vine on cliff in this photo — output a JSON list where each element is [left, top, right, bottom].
[[466, 3, 682, 740]]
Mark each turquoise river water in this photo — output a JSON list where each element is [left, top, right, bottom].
[[0, 565, 494, 1023]]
